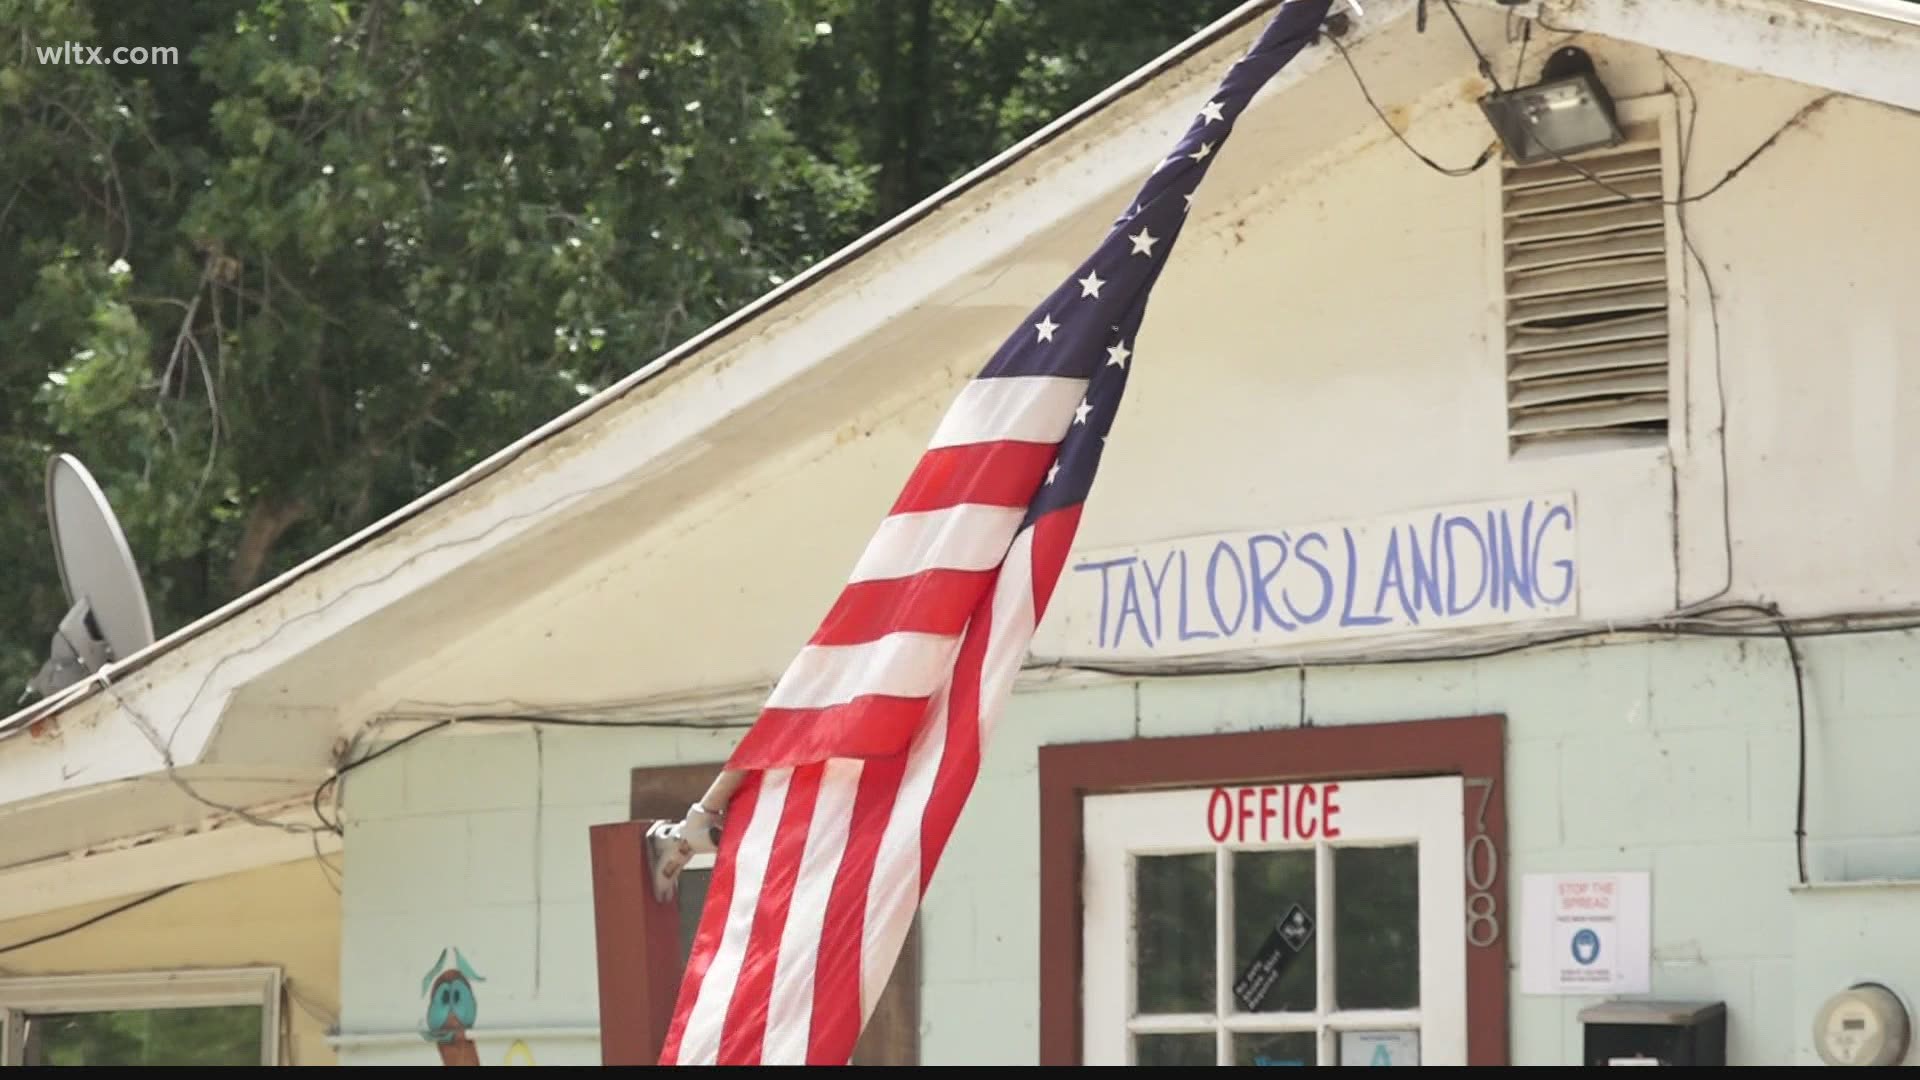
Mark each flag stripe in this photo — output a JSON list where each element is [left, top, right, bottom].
[[762, 758, 863, 1063], [889, 441, 1059, 515], [729, 696, 934, 772], [847, 504, 1027, 582], [926, 376, 1089, 448], [809, 568, 994, 647], [808, 752, 912, 1063], [665, 770, 783, 1066], [718, 764, 823, 1063], [762, 632, 959, 710]]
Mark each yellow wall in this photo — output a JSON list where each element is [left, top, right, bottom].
[[0, 858, 340, 1066]]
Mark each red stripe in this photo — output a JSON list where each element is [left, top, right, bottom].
[[1029, 504, 1084, 624], [808, 568, 993, 647], [889, 441, 1057, 515], [659, 773, 765, 1064], [808, 754, 910, 1063], [717, 765, 824, 1063], [727, 695, 936, 772], [919, 606, 992, 894]]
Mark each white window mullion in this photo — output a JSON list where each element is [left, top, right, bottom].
[[1216, 846, 1233, 1065], [1315, 839, 1335, 1064]]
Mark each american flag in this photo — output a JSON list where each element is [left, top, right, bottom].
[[660, 0, 1334, 1064]]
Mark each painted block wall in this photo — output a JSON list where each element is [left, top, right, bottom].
[[336, 629, 1920, 1065]]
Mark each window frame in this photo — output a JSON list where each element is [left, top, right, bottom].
[[0, 966, 284, 1067], [1038, 714, 1510, 1066]]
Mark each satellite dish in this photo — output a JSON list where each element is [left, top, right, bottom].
[[25, 454, 156, 699]]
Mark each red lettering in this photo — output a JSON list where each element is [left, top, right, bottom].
[[1296, 783, 1319, 840], [1237, 787, 1255, 843], [1322, 783, 1341, 839], [1259, 786, 1277, 842], [1278, 784, 1292, 839], [1207, 788, 1232, 842]]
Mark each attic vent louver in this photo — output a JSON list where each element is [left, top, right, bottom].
[[1502, 122, 1671, 450]]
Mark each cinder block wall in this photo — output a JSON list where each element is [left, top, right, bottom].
[[335, 631, 1920, 1066]]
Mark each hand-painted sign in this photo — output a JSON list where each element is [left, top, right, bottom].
[[1207, 784, 1342, 843], [1051, 494, 1578, 658]]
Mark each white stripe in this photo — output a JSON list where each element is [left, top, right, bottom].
[[847, 504, 1026, 583], [862, 527, 1038, 1010], [928, 376, 1089, 448], [976, 527, 1039, 746], [762, 759, 864, 1065], [764, 632, 959, 711], [673, 769, 793, 1066], [861, 686, 948, 1013]]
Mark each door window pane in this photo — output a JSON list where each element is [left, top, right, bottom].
[[1333, 845, 1420, 1009], [1135, 1032, 1214, 1066], [23, 1006, 263, 1066], [1135, 854, 1216, 1014], [1232, 849, 1316, 1013], [1233, 1030, 1317, 1067]]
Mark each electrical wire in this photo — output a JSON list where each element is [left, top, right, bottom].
[[0, 883, 187, 956], [1324, 30, 1498, 177]]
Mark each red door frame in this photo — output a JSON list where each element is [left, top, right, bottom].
[[1036, 714, 1510, 1065]]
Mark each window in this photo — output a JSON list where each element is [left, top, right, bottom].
[[0, 968, 282, 1067], [1082, 778, 1465, 1065], [1500, 110, 1678, 452]]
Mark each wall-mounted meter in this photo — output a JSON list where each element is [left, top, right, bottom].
[[1814, 983, 1910, 1066]]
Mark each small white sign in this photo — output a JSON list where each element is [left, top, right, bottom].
[[1521, 872, 1651, 995], [1339, 1030, 1419, 1066]]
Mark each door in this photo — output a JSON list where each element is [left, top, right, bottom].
[[1082, 776, 1467, 1066]]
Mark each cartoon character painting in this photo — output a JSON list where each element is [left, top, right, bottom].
[[420, 947, 485, 1066]]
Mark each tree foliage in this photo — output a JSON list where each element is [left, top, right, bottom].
[[0, 0, 1238, 697]]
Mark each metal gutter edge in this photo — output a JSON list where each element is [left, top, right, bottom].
[[0, 0, 1298, 736], [1796, 0, 1920, 28]]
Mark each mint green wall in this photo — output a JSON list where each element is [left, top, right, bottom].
[[336, 631, 1920, 1065]]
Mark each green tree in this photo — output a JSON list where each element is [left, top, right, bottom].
[[1, 0, 1243, 699]]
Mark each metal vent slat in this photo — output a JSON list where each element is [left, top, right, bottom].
[[1503, 147, 1664, 192], [1505, 229, 1667, 274], [1504, 173, 1662, 219], [1505, 202, 1664, 246], [1509, 397, 1669, 438], [1508, 311, 1668, 357], [1509, 342, 1669, 382], [1508, 285, 1669, 327], [1502, 129, 1671, 447], [1507, 256, 1666, 301], [1510, 368, 1668, 409]]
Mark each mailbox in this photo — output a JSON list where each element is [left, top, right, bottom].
[[1578, 1000, 1727, 1066]]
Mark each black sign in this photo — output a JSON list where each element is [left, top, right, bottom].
[[1231, 903, 1316, 1013]]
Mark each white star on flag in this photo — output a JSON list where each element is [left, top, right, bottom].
[[1199, 100, 1226, 124], [1078, 270, 1105, 298], [1129, 228, 1158, 257], [1034, 314, 1059, 342]]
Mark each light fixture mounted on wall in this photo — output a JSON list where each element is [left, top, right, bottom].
[[1479, 46, 1624, 165]]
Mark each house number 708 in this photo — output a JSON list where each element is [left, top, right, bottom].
[[1464, 777, 1500, 947]]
